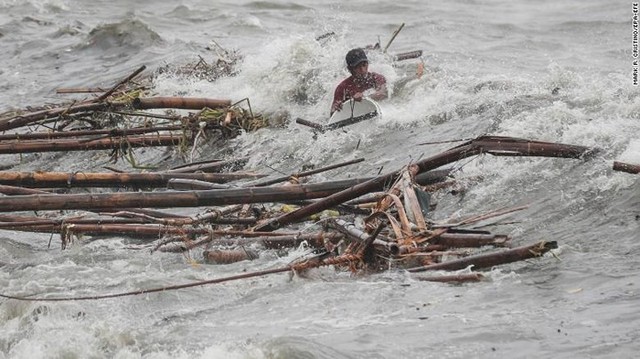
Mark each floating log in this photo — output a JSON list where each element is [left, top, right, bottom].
[[0, 217, 148, 228], [254, 136, 594, 231], [393, 50, 423, 61], [0, 205, 250, 235], [0, 171, 264, 188], [0, 178, 374, 212], [1, 222, 261, 239], [295, 118, 323, 131], [613, 161, 640, 174], [0, 126, 182, 142], [407, 241, 557, 272], [0, 170, 450, 212], [430, 233, 511, 248], [132, 97, 231, 110], [0, 135, 186, 154], [0, 223, 211, 237]]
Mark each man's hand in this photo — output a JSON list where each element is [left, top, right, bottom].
[[331, 101, 343, 114], [353, 92, 364, 101]]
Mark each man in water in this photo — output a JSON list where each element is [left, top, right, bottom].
[[331, 48, 388, 115]]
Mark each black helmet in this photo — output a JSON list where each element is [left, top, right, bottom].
[[346, 48, 368, 68]]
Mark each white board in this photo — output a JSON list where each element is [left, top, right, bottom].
[[328, 98, 381, 125]]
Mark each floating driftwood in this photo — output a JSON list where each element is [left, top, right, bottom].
[[0, 177, 382, 211], [132, 97, 231, 110], [0, 62, 595, 302], [0, 134, 188, 154], [0, 126, 183, 141], [0, 168, 454, 212], [407, 241, 557, 272], [613, 161, 640, 174], [0, 170, 264, 188]]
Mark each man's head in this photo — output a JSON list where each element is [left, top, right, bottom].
[[346, 48, 368, 68]]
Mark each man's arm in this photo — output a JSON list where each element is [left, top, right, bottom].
[[369, 83, 388, 101], [331, 81, 346, 115], [369, 73, 388, 101]]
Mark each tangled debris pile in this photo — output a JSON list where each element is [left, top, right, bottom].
[[0, 58, 635, 301]]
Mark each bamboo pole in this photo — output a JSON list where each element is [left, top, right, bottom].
[[393, 50, 423, 61], [0, 171, 450, 213], [0, 134, 186, 154], [132, 97, 231, 110], [0, 126, 182, 142], [383, 23, 405, 53], [613, 161, 640, 174], [430, 233, 510, 248], [0, 178, 374, 212], [0, 171, 264, 188], [0, 223, 210, 237], [407, 241, 557, 272]]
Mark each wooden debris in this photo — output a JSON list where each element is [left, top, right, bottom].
[[203, 248, 259, 264], [407, 241, 558, 272], [613, 161, 640, 174], [0, 170, 264, 188], [0, 63, 599, 302]]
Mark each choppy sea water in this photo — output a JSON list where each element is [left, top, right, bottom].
[[0, 0, 638, 358]]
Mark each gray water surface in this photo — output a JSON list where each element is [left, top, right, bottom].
[[0, 1, 638, 358]]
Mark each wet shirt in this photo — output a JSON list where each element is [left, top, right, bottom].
[[331, 72, 386, 114]]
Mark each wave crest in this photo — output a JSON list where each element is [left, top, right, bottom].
[[81, 18, 163, 50]]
